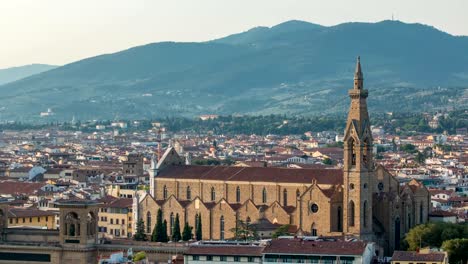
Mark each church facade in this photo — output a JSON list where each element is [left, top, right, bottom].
[[136, 58, 430, 255]]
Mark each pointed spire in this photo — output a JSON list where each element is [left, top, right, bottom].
[[354, 56, 363, 80]]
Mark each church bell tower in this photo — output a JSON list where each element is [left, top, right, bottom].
[[343, 57, 373, 239]]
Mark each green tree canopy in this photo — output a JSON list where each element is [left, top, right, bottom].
[[182, 222, 193, 241], [442, 238, 468, 264], [403, 222, 468, 250], [272, 224, 292, 238], [172, 213, 182, 242], [133, 219, 147, 241]]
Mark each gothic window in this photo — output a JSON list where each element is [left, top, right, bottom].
[[363, 142, 368, 168], [170, 213, 175, 235], [246, 217, 251, 226], [337, 206, 342, 231], [296, 189, 300, 198], [283, 189, 288, 206], [236, 186, 241, 203], [363, 201, 368, 227], [262, 188, 267, 204], [311, 223, 317, 236], [163, 185, 168, 200], [146, 212, 151, 233], [349, 201, 355, 227], [186, 186, 191, 200], [220, 216, 225, 240], [407, 213, 411, 229], [211, 187, 216, 201], [350, 139, 356, 166], [419, 203, 423, 223]]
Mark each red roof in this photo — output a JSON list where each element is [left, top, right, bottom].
[[263, 239, 368, 256], [186, 244, 264, 256], [391, 251, 445, 262], [0, 181, 46, 196], [157, 165, 342, 185]]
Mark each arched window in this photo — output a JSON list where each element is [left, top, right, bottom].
[[296, 189, 300, 198], [350, 138, 356, 166], [211, 187, 216, 201], [311, 223, 317, 236], [220, 216, 225, 240], [246, 216, 251, 226], [262, 188, 267, 204], [363, 201, 368, 227], [170, 213, 175, 235], [186, 186, 191, 200], [349, 201, 355, 227], [163, 185, 168, 200], [419, 203, 424, 223], [337, 206, 342, 231], [407, 213, 411, 229], [283, 189, 288, 206], [146, 212, 152, 233], [236, 186, 241, 203]]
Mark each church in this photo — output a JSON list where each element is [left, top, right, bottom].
[[135, 58, 430, 255]]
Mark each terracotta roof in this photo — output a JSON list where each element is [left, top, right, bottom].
[[8, 208, 56, 218], [429, 210, 458, 217], [186, 245, 264, 256], [106, 198, 133, 209], [391, 251, 445, 262], [0, 181, 46, 196], [263, 239, 367, 256], [157, 165, 342, 185]]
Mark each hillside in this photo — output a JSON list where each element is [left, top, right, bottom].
[[0, 20, 467, 121], [0, 64, 57, 85]]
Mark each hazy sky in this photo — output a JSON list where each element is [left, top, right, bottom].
[[1, 0, 467, 69]]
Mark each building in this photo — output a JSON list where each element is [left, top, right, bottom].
[[391, 249, 448, 264], [8, 207, 57, 229], [184, 241, 264, 264], [98, 198, 133, 239], [137, 58, 431, 255], [263, 238, 375, 264]]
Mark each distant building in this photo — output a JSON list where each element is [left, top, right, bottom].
[[391, 249, 448, 264], [199, 115, 219, 121]]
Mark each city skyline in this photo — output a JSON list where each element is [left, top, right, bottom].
[[1, 0, 468, 68]]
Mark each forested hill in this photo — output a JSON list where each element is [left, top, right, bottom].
[[0, 20, 467, 121]]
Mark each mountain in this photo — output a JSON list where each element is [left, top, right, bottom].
[[0, 64, 57, 85], [0, 20, 467, 121]]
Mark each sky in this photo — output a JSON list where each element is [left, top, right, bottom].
[[1, 0, 467, 69]]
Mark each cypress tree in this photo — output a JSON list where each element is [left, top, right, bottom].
[[196, 214, 202, 240], [172, 213, 182, 242], [162, 220, 169, 242], [133, 219, 147, 241], [155, 209, 163, 242], [182, 222, 193, 241]]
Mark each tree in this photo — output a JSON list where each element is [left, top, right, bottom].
[[133, 219, 147, 241], [322, 158, 333, 165], [162, 220, 169, 242], [403, 222, 468, 250], [272, 224, 292, 238], [230, 220, 258, 241], [152, 209, 164, 242], [442, 238, 468, 264], [415, 151, 426, 164], [182, 222, 193, 241], [195, 213, 202, 240], [172, 213, 182, 242]]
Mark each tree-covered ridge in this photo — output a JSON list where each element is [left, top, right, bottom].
[[0, 20, 467, 121]]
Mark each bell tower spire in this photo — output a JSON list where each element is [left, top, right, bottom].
[[342, 57, 373, 240]]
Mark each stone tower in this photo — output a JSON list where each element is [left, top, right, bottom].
[[57, 200, 100, 246], [343, 57, 374, 239]]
